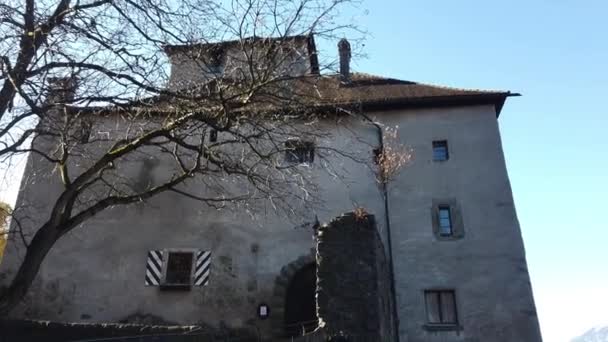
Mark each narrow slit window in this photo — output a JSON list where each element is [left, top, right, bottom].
[[79, 120, 92, 144], [438, 206, 452, 236], [209, 129, 218, 142], [433, 140, 449, 161], [424, 290, 458, 325], [373, 147, 382, 165]]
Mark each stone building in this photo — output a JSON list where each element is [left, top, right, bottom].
[[1, 35, 542, 341]]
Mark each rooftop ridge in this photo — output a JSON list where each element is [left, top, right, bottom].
[[163, 34, 313, 55]]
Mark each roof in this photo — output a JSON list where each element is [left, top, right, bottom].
[[282, 73, 519, 116], [75, 72, 517, 118], [158, 35, 516, 116]]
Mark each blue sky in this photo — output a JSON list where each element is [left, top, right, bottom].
[[342, 1, 607, 341], [1, 1, 606, 341]]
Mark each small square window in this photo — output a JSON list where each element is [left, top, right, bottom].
[[433, 140, 449, 161], [164, 252, 194, 287], [437, 206, 452, 236], [285, 139, 314, 164], [424, 290, 458, 325]]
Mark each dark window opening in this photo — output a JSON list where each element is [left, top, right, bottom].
[[285, 139, 315, 164], [79, 120, 92, 144], [209, 129, 218, 142], [164, 252, 194, 287], [206, 47, 225, 74], [433, 140, 449, 161], [424, 290, 458, 325], [373, 147, 382, 164], [437, 206, 453, 236], [284, 263, 317, 337]]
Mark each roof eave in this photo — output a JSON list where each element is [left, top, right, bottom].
[[337, 92, 520, 117], [163, 35, 314, 57], [494, 92, 520, 117]]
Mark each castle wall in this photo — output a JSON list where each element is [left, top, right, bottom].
[[0, 114, 384, 339], [381, 104, 542, 342], [0, 103, 542, 341]]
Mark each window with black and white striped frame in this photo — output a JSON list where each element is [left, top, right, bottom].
[[145, 249, 211, 290]]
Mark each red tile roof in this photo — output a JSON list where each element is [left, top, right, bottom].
[[74, 72, 518, 117], [288, 73, 518, 116]]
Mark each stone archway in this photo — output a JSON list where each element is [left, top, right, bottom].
[[268, 253, 317, 337]]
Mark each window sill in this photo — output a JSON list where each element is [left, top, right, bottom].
[[434, 235, 464, 241], [422, 323, 462, 332], [159, 284, 192, 291]]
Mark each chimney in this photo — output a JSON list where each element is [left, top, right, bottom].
[[338, 38, 351, 83]]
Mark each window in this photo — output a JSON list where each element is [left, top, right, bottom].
[[164, 251, 194, 287], [373, 147, 382, 164], [437, 206, 452, 236], [206, 47, 225, 74], [145, 250, 212, 288], [78, 119, 92, 144], [431, 199, 465, 240], [432, 140, 449, 161], [209, 129, 218, 142], [285, 139, 314, 164], [424, 290, 458, 326]]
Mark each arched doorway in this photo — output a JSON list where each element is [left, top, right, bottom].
[[284, 263, 317, 337]]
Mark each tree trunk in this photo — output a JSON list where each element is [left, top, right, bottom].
[[0, 224, 61, 316]]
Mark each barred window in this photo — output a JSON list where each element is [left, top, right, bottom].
[[165, 252, 194, 286]]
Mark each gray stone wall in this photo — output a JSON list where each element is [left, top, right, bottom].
[[373, 216, 397, 341], [315, 212, 395, 341]]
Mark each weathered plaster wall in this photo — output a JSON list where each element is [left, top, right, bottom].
[[167, 42, 312, 90], [381, 104, 542, 342], [0, 114, 384, 340], [1, 102, 542, 342]]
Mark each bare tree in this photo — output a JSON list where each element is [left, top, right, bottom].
[[0, 202, 10, 265], [0, 0, 363, 314], [376, 126, 412, 184]]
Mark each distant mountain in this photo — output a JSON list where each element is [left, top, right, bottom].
[[572, 326, 608, 342]]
